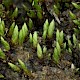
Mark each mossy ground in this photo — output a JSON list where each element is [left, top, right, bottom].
[[0, 0, 80, 80]]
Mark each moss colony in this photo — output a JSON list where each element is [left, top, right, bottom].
[[0, 0, 80, 80]]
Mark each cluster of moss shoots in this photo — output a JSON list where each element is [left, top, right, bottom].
[[0, 0, 80, 78]]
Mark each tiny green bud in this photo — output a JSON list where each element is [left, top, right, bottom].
[[43, 19, 49, 40], [68, 48, 72, 54], [37, 11, 43, 19], [19, 30, 24, 45], [0, 48, 6, 60], [53, 47, 59, 63], [56, 29, 60, 42], [73, 28, 79, 34], [18, 59, 32, 77], [8, 62, 20, 72], [18, 59, 26, 70], [33, 31, 38, 48], [19, 23, 28, 46], [11, 7, 18, 19], [28, 18, 33, 30], [67, 36, 72, 47], [56, 29, 64, 45], [0, 23, 4, 36], [73, 34, 77, 47], [73, 20, 80, 26], [11, 25, 18, 44], [1, 37, 10, 51], [48, 19, 55, 38], [22, 23, 28, 37], [72, 2, 80, 9], [1, 20, 5, 30], [18, 59, 27, 70], [56, 42, 61, 56], [8, 22, 15, 37], [42, 30, 47, 40], [29, 33, 33, 43], [43, 46, 47, 54], [69, 11, 76, 19], [0, 73, 4, 78], [47, 53, 51, 60], [60, 30, 64, 44], [43, 19, 49, 31], [37, 43, 43, 59]]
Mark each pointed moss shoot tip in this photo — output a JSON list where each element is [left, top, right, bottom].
[[11, 25, 18, 45], [43, 30, 47, 40], [60, 30, 64, 44], [37, 43, 43, 59], [1, 20, 5, 31], [11, 7, 18, 19], [0, 73, 4, 78], [37, 11, 43, 19], [28, 18, 34, 30], [56, 29, 64, 45], [29, 33, 33, 43], [0, 23, 4, 36], [33, 31, 38, 48], [48, 19, 55, 39], [8, 62, 20, 72], [73, 20, 80, 26], [67, 36, 72, 47], [69, 11, 76, 20], [1, 37, 10, 51], [43, 46, 47, 54], [73, 34, 77, 47], [19, 23, 28, 46], [43, 19, 49, 40], [0, 48, 6, 60], [72, 2, 80, 9], [56, 41, 61, 56], [22, 23, 28, 38], [8, 22, 15, 37], [56, 29, 59, 42], [19, 30, 24, 46], [53, 47, 59, 64], [43, 19, 49, 31], [68, 48, 72, 54], [18, 59, 32, 77]]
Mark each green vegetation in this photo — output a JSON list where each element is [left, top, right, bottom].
[[0, 48, 6, 60], [8, 62, 20, 72], [18, 59, 32, 77], [0, 0, 80, 79], [0, 73, 4, 78], [1, 37, 10, 51]]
